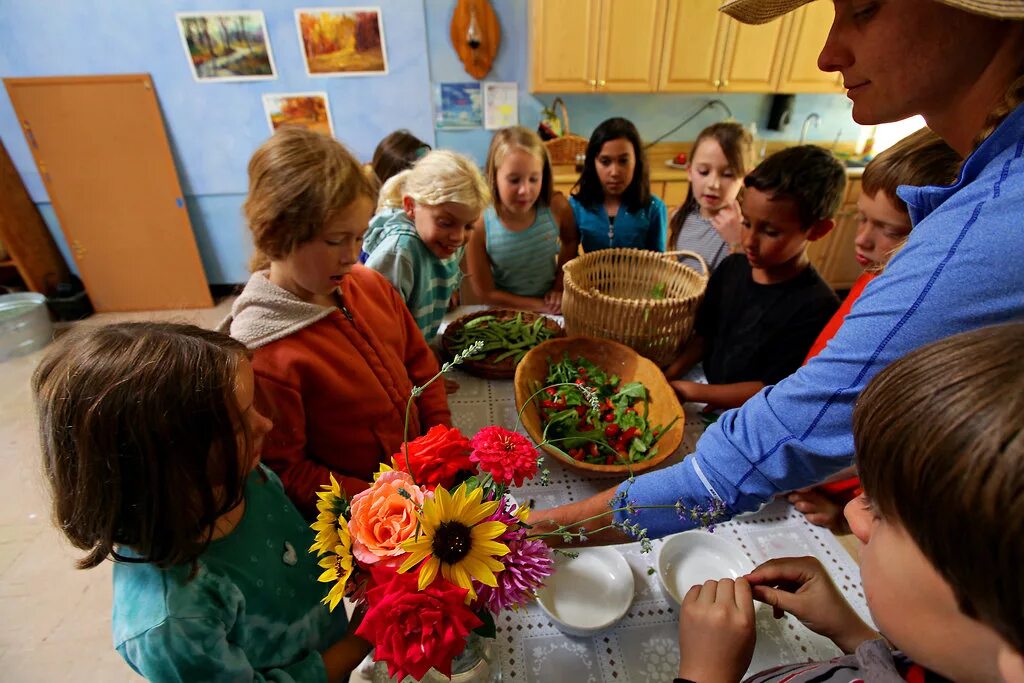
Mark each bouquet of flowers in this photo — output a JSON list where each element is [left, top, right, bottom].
[[309, 342, 729, 681], [309, 343, 556, 681]]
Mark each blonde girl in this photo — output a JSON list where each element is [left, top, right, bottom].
[[668, 122, 754, 272], [364, 149, 491, 339], [466, 126, 578, 314], [34, 322, 369, 681]]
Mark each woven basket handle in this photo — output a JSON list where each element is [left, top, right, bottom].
[[551, 97, 570, 135], [663, 250, 709, 278]]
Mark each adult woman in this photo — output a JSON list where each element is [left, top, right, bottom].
[[536, 0, 1024, 541]]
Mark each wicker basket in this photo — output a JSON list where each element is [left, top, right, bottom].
[[561, 249, 708, 367], [543, 97, 588, 165]]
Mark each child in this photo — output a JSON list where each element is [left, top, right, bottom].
[[465, 126, 578, 314], [222, 127, 451, 518], [789, 129, 961, 531], [570, 117, 667, 252], [675, 323, 1024, 683], [668, 122, 754, 272], [665, 145, 844, 410], [364, 149, 491, 339], [370, 129, 431, 187], [33, 322, 371, 681]]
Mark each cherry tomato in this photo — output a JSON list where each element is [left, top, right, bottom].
[[605, 424, 621, 437]]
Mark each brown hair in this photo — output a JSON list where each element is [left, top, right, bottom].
[[668, 122, 754, 248], [861, 128, 961, 212], [972, 67, 1024, 150], [33, 322, 253, 571], [485, 126, 554, 210], [853, 323, 1024, 652], [371, 129, 431, 187], [744, 145, 847, 229], [244, 127, 376, 271]]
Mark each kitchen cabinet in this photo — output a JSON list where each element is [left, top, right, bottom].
[[808, 178, 863, 291], [776, 0, 844, 93], [533, 0, 839, 94], [531, 0, 666, 93]]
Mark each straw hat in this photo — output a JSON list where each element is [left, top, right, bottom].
[[720, 0, 1024, 24]]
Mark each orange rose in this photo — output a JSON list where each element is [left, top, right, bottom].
[[348, 470, 426, 567]]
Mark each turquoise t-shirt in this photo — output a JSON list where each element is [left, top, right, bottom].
[[569, 194, 667, 252], [483, 205, 559, 298], [112, 465, 347, 682]]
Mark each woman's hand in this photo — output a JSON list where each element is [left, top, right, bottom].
[[710, 199, 743, 248], [745, 556, 878, 653], [677, 578, 756, 683]]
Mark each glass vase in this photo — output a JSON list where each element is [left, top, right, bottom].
[[371, 633, 501, 683]]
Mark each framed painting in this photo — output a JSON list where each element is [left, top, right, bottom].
[[295, 7, 389, 77], [262, 92, 334, 137], [176, 11, 277, 82]]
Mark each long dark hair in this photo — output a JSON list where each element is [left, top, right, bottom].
[[572, 117, 650, 212], [371, 129, 431, 187], [668, 122, 753, 248], [33, 322, 253, 571]]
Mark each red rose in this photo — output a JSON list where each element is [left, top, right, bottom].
[[469, 426, 539, 487], [357, 566, 483, 681], [392, 424, 474, 489]]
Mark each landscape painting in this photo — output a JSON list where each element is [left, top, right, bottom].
[[296, 8, 389, 77], [262, 93, 334, 137], [176, 11, 276, 82]]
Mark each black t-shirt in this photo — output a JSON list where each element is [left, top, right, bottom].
[[696, 254, 839, 386]]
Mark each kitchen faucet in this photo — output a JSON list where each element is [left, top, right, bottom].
[[799, 113, 821, 145]]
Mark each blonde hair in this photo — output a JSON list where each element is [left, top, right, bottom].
[[377, 149, 491, 214], [972, 70, 1024, 149], [485, 126, 553, 209], [244, 127, 376, 271]]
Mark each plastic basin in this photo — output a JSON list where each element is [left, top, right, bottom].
[[0, 293, 54, 361]]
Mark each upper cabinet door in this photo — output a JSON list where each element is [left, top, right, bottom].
[[531, 0, 602, 93], [658, 0, 729, 92], [718, 13, 792, 93], [595, 0, 667, 92], [776, 0, 844, 93]]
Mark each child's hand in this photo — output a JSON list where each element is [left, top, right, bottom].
[[710, 199, 743, 248], [745, 556, 878, 653], [677, 578, 756, 683], [671, 380, 698, 401], [543, 289, 562, 315]]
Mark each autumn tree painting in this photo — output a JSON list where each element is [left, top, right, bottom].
[[177, 11, 276, 81], [263, 93, 334, 137], [296, 8, 389, 76]]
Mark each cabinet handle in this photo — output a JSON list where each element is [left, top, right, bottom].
[[721, 79, 729, 88], [714, 79, 721, 88], [597, 79, 606, 87]]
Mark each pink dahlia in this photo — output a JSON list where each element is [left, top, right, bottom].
[[469, 426, 538, 486], [476, 537, 553, 612]]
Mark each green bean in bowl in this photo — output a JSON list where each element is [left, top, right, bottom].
[[441, 309, 564, 379]]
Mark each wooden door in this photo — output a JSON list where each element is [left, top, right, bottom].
[[595, 0, 667, 92], [5, 75, 211, 311], [530, 0, 602, 92], [776, 1, 844, 93], [658, 0, 729, 92], [718, 14, 792, 93]]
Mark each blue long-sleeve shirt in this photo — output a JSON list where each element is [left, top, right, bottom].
[[618, 102, 1024, 537], [569, 194, 667, 252]]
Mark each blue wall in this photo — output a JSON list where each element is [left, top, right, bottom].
[[2, 0, 858, 285], [0, 0, 434, 284]]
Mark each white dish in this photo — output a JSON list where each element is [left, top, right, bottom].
[[664, 159, 688, 170], [657, 531, 754, 603], [536, 546, 634, 636]]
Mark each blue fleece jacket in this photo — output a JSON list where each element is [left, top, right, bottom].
[[619, 103, 1024, 537]]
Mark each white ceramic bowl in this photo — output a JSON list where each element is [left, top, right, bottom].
[[656, 531, 754, 603], [535, 547, 634, 636]]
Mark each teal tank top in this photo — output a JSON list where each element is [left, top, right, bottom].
[[483, 205, 560, 298]]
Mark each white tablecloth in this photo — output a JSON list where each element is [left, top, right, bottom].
[[444, 365, 872, 682]]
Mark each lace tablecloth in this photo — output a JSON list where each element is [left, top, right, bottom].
[[445, 364, 872, 683]]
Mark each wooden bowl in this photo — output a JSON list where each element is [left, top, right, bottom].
[[513, 336, 685, 474], [441, 309, 564, 380]]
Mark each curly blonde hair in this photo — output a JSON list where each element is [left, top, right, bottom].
[[244, 127, 376, 271], [377, 149, 490, 214]]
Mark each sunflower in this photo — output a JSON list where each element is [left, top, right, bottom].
[[310, 474, 346, 556], [316, 514, 354, 612], [398, 483, 510, 602]]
